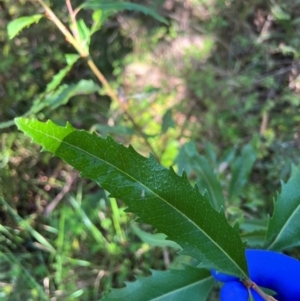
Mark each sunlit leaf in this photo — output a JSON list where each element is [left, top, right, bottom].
[[15, 118, 248, 279], [44, 79, 100, 110], [80, 1, 168, 25], [91, 10, 107, 34], [7, 15, 43, 39], [46, 54, 80, 93], [74, 19, 91, 52]]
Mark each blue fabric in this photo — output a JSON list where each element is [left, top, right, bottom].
[[212, 249, 300, 301]]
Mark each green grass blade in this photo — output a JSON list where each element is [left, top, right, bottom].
[[68, 196, 111, 249], [80, 1, 168, 25], [0, 197, 55, 253]]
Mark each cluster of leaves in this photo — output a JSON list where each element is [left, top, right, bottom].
[[2, 0, 300, 300], [14, 117, 300, 300]]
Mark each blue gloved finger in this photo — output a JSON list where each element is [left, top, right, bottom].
[[220, 281, 265, 301], [246, 249, 300, 300]]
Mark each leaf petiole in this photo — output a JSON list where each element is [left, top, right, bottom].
[[243, 279, 278, 301]]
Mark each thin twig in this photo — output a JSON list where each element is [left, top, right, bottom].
[[87, 59, 159, 160], [36, 0, 88, 57], [43, 171, 76, 216], [66, 0, 79, 40], [36, 0, 159, 160]]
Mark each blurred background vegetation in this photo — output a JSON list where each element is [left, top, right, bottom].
[[1, 0, 300, 300]]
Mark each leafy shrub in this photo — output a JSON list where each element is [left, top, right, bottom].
[[2, 0, 300, 300], [14, 117, 300, 300]]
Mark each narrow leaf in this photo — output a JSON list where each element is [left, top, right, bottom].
[[44, 79, 100, 110], [91, 10, 106, 34], [228, 144, 256, 201], [177, 141, 225, 211], [46, 54, 80, 92], [241, 229, 266, 248], [161, 108, 175, 134], [71, 19, 91, 52], [265, 164, 300, 250], [7, 15, 43, 39], [80, 1, 168, 25], [15, 118, 248, 279], [0, 79, 98, 129], [101, 265, 214, 301]]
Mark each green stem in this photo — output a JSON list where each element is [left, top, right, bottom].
[[69, 196, 111, 249], [36, 0, 159, 161], [1, 249, 50, 300], [109, 197, 126, 243]]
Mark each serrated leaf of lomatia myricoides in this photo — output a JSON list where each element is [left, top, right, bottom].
[[101, 265, 214, 301], [266, 164, 300, 251], [15, 117, 248, 279]]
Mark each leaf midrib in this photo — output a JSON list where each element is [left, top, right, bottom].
[[268, 200, 300, 249], [150, 275, 213, 301], [23, 122, 247, 278]]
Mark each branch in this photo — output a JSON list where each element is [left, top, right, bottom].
[[66, 0, 79, 40], [36, 0, 88, 57], [36, 0, 159, 160]]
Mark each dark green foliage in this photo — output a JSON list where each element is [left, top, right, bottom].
[[2, 0, 300, 300], [101, 266, 214, 301], [15, 118, 248, 279]]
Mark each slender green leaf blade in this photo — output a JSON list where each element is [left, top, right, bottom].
[[7, 15, 43, 39], [101, 265, 214, 301], [177, 141, 225, 211], [265, 164, 300, 250], [161, 108, 175, 134], [46, 54, 80, 92], [91, 10, 106, 34], [45, 79, 100, 110], [0, 196, 55, 253], [81, 1, 168, 25], [228, 144, 256, 201], [241, 229, 266, 248], [15, 118, 248, 278]]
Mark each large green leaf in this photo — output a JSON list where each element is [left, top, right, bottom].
[[7, 15, 43, 39], [80, 1, 168, 25], [265, 164, 300, 250], [101, 265, 214, 301], [15, 118, 248, 279]]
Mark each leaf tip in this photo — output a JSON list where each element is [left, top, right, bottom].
[[65, 121, 75, 130], [181, 169, 188, 179], [148, 152, 157, 161]]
